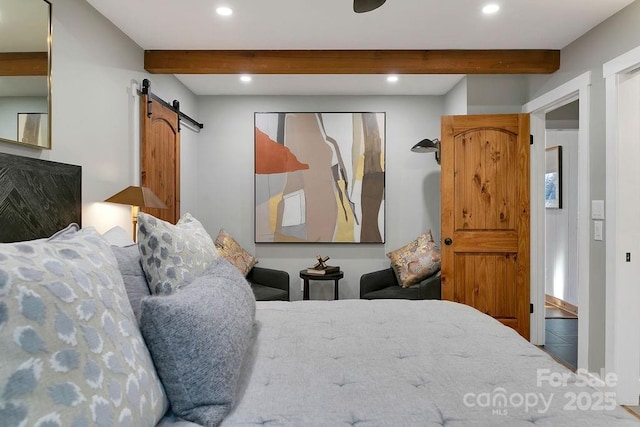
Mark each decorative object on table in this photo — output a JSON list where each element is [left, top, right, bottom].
[[411, 137, 441, 165], [306, 266, 340, 275], [545, 145, 562, 209], [312, 255, 330, 269], [386, 230, 441, 288], [254, 112, 385, 243], [104, 185, 168, 242], [307, 254, 340, 274], [0, 153, 81, 243]]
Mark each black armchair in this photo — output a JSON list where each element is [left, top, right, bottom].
[[247, 266, 290, 301], [360, 268, 441, 300]]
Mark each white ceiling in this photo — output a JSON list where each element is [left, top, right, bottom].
[[84, 0, 635, 95]]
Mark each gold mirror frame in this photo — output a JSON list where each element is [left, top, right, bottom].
[[0, 0, 52, 149]]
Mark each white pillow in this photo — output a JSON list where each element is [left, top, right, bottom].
[[102, 225, 135, 247]]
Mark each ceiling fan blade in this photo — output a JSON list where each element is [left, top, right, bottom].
[[353, 0, 387, 13]]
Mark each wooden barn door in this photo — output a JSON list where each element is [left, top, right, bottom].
[[140, 96, 180, 223], [440, 114, 530, 339]]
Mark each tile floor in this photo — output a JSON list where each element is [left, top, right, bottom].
[[544, 317, 578, 370], [542, 307, 640, 420]]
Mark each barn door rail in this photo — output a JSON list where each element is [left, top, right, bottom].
[[140, 78, 203, 132]]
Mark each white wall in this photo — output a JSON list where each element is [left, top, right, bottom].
[[0, 0, 199, 237], [467, 75, 527, 114], [606, 62, 640, 404], [527, 0, 640, 373], [444, 77, 467, 115], [196, 95, 443, 300], [545, 130, 579, 306]]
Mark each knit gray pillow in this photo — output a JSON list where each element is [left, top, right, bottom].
[[137, 212, 219, 295], [111, 244, 150, 323], [139, 257, 256, 426]]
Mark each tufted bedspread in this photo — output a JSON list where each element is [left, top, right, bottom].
[[162, 299, 638, 426]]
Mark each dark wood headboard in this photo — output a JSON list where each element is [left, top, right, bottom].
[[0, 153, 81, 243]]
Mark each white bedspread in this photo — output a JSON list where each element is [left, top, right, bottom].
[[164, 300, 639, 426]]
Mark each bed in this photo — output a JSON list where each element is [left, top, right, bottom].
[[159, 299, 637, 427], [0, 153, 638, 427]]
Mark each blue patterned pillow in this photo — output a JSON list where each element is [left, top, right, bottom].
[[0, 226, 168, 427], [137, 212, 219, 295]]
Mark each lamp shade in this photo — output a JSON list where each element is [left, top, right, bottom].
[[104, 186, 168, 209], [411, 138, 439, 153]]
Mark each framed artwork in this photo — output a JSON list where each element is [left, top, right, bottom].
[[255, 112, 385, 243], [17, 112, 48, 148], [545, 145, 562, 209]]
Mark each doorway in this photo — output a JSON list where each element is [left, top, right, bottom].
[[523, 71, 591, 373], [543, 101, 579, 369], [604, 46, 640, 404]]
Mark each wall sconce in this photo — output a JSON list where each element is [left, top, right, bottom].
[[354, 0, 386, 13], [411, 138, 441, 164], [104, 186, 168, 242]]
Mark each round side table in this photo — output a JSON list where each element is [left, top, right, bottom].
[[299, 270, 344, 300]]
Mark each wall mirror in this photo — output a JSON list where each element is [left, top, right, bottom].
[[0, 0, 51, 149]]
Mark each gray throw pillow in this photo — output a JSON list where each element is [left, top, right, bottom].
[[111, 244, 150, 323], [139, 257, 256, 426]]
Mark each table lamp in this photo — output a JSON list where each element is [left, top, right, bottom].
[[104, 186, 168, 242]]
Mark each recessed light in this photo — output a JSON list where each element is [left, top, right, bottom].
[[482, 4, 500, 14], [216, 6, 233, 16], [387, 75, 399, 83], [240, 75, 252, 83]]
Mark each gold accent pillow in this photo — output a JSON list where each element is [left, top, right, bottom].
[[214, 229, 258, 276], [386, 230, 441, 288]]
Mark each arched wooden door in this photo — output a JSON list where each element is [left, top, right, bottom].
[[440, 114, 530, 339], [140, 96, 180, 224]]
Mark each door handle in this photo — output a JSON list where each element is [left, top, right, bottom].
[[444, 237, 453, 246]]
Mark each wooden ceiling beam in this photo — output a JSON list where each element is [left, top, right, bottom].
[[144, 49, 560, 75], [0, 52, 48, 76]]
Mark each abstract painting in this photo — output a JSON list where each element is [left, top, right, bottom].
[[255, 112, 385, 243]]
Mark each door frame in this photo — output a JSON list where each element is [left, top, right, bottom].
[[603, 45, 640, 405], [523, 72, 591, 372]]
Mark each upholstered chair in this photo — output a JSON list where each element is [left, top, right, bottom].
[[360, 268, 441, 300], [247, 266, 290, 301]]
